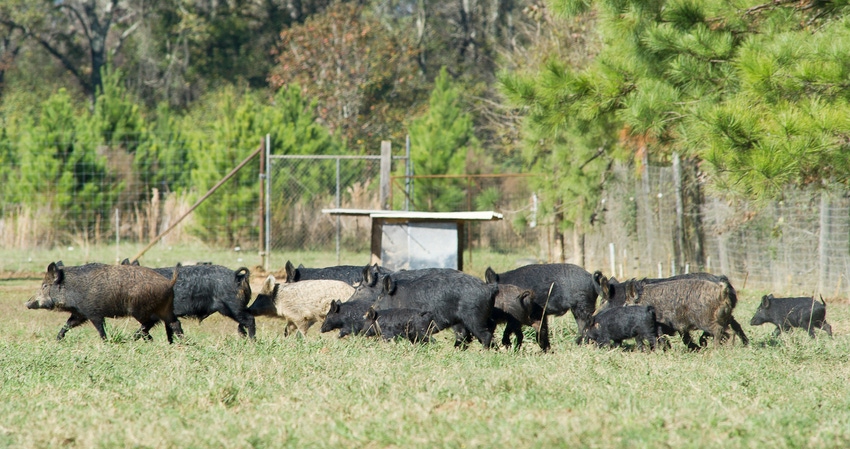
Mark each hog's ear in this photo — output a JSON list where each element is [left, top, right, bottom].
[[760, 295, 771, 309], [284, 261, 296, 283], [626, 281, 638, 301], [596, 272, 610, 301], [262, 275, 276, 294], [519, 290, 534, 308], [361, 265, 375, 287], [47, 262, 65, 285], [365, 307, 377, 321], [329, 300, 340, 314], [383, 276, 397, 295], [120, 258, 130, 265], [484, 267, 498, 284]]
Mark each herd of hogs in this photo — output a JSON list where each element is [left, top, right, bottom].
[[25, 258, 834, 350]]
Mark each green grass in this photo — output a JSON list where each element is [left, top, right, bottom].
[[2, 278, 849, 448]]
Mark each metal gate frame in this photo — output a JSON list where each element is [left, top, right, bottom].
[[262, 138, 408, 270]]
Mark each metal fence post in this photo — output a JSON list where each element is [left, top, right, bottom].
[[336, 157, 341, 265], [264, 133, 271, 271], [381, 141, 391, 210]]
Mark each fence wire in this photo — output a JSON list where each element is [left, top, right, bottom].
[[266, 155, 384, 256], [1, 138, 848, 298]]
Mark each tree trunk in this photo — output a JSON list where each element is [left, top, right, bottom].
[[553, 198, 565, 263], [682, 155, 706, 272], [673, 152, 685, 274]]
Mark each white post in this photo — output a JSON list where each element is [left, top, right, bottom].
[[114, 208, 120, 263], [609, 243, 616, 278], [264, 133, 271, 271], [658, 263, 663, 278]]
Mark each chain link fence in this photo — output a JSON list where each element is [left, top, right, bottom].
[[570, 163, 849, 297], [0, 142, 262, 273], [264, 152, 405, 268], [1, 133, 848, 298]]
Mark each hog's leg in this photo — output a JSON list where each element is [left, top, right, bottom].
[[57, 313, 88, 341], [221, 305, 256, 339], [468, 324, 493, 350], [136, 318, 157, 341], [89, 317, 108, 341], [452, 324, 472, 349], [680, 331, 700, 351], [728, 318, 749, 346], [820, 321, 833, 337], [534, 316, 551, 352], [512, 322, 524, 350]]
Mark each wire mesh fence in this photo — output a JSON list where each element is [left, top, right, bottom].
[[578, 163, 849, 298], [265, 155, 386, 257], [1, 134, 848, 298]]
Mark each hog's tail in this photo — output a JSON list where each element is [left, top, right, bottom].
[[170, 263, 181, 287], [721, 276, 738, 309], [235, 267, 250, 283]]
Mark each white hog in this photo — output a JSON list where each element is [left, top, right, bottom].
[[247, 275, 354, 336]]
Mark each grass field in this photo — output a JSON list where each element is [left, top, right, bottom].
[[2, 272, 850, 449]]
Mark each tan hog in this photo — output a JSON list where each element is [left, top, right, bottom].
[[247, 275, 355, 336]]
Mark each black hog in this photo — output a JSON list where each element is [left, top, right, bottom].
[[750, 294, 832, 337], [489, 284, 538, 350], [363, 307, 437, 343], [484, 264, 609, 350], [347, 266, 444, 302], [152, 264, 255, 338], [375, 269, 497, 349], [585, 305, 658, 351], [319, 266, 446, 337], [284, 260, 385, 286], [26, 261, 184, 343], [608, 273, 749, 350], [320, 298, 375, 338]]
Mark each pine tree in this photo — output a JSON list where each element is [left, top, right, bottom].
[[503, 0, 850, 266], [185, 84, 344, 246], [408, 67, 478, 211]]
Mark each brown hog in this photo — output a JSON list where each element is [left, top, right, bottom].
[[607, 273, 748, 350], [26, 261, 184, 343]]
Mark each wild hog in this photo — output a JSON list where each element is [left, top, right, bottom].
[[489, 284, 538, 350], [247, 275, 354, 336], [374, 269, 497, 349], [153, 265, 255, 338], [485, 264, 609, 350], [26, 261, 184, 343], [585, 305, 658, 351], [750, 294, 833, 337], [284, 261, 385, 286], [321, 266, 449, 337], [347, 266, 444, 303], [363, 307, 437, 343], [608, 273, 749, 350], [320, 298, 374, 338]]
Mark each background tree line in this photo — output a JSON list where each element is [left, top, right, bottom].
[[1, 0, 849, 262]]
